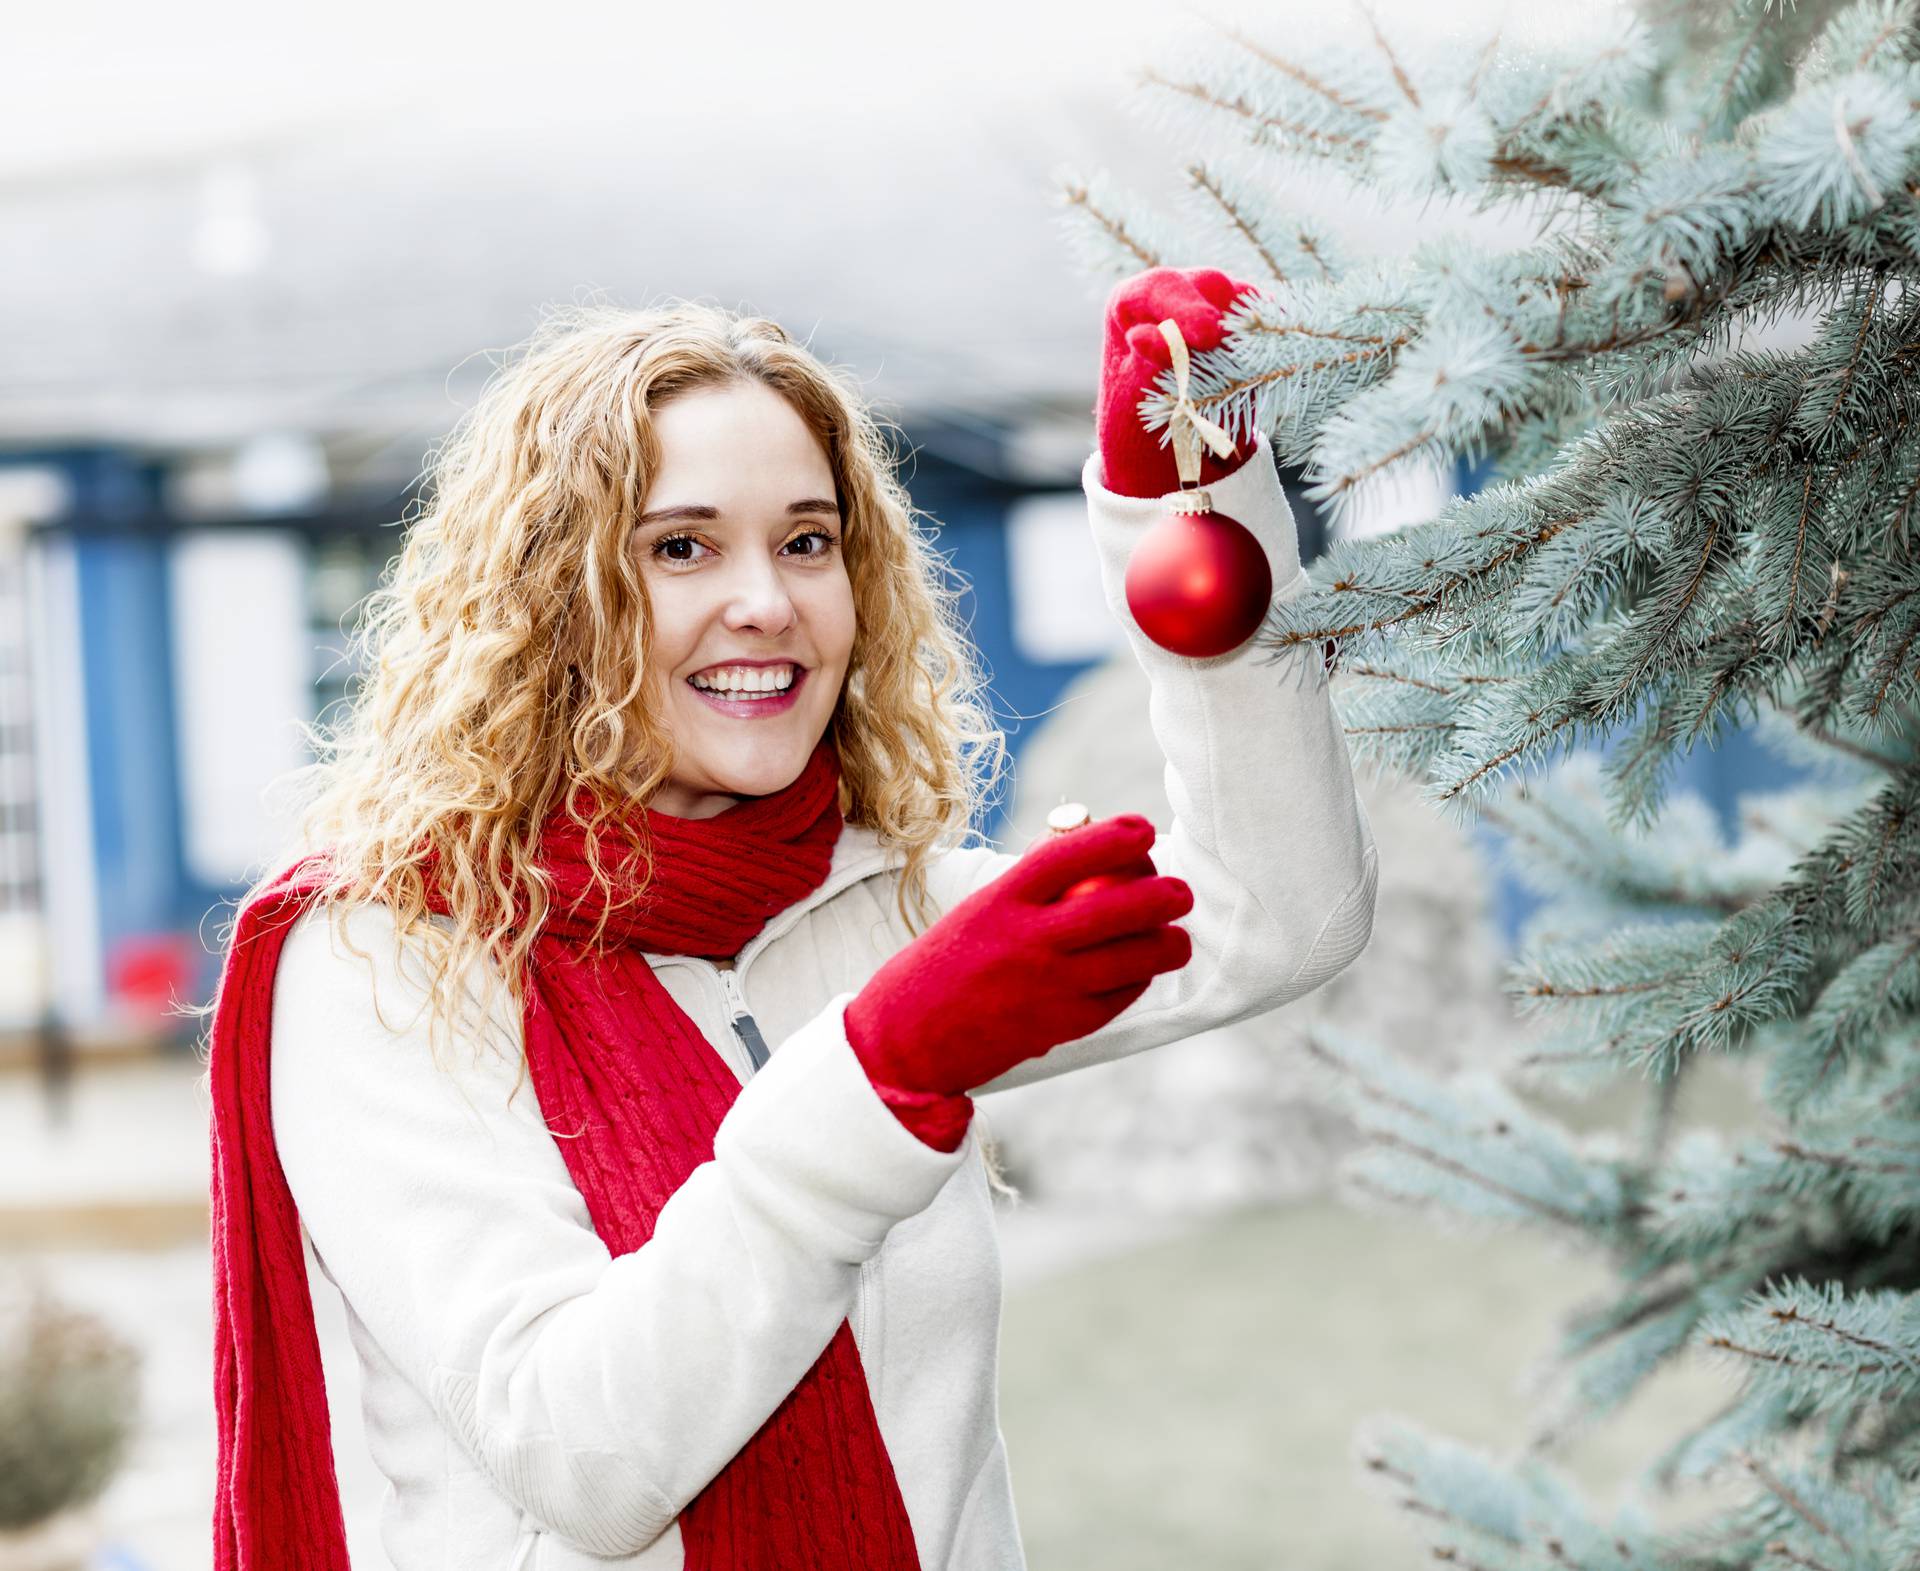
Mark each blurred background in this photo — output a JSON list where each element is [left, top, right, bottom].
[[1, 1, 1789, 1567]]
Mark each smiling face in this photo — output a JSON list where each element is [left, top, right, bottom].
[[633, 379, 856, 819]]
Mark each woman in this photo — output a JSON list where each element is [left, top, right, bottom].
[[203, 267, 1379, 1571]]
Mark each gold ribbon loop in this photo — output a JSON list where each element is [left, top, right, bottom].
[[1157, 319, 1239, 488]]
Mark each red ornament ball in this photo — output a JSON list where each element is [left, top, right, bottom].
[[1123, 505, 1272, 658]]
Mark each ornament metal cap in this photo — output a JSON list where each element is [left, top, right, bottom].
[[1045, 801, 1092, 835], [1166, 487, 1214, 516]]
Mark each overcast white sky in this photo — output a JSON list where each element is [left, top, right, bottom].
[[5, 0, 1627, 459], [9, 0, 1601, 182]]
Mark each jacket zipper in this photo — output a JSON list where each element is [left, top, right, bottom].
[[719, 966, 774, 1075], [645, 841, 898, 1081], [718, 955, 876, 1355]]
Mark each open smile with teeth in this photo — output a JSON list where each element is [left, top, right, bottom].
[[688, 663, 800, 699]]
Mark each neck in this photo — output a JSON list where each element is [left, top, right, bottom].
[[651, 786, 747, 820]]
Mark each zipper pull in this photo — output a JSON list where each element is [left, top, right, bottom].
[[721, 967, 773, 1074]]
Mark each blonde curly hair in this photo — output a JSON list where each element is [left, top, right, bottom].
[[196, 299, 1010, 1116]]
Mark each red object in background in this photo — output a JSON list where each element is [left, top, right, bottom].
[[107, 932, 198, 1022], [1123, 504, 1273, 658]]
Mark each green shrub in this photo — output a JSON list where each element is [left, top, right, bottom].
[[0, 1273, 141, 1531]]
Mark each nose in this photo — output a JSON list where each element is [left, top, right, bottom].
[[719, 548, 798, 637]]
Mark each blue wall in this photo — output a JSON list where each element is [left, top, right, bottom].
[[36, 450, 233, 1017], [74, 533, 191, 947]]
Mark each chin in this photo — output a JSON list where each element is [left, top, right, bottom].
[[704, 737, 819, 797]]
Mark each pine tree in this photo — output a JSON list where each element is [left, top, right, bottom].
[[1060, 3, 1920, 1563]]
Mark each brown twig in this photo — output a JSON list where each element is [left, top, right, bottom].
[[1058, 182, 1162, 269], [1186, 163, 1290, 284], [1358, 2, 1421, 107], [1215, 21, 1387, 119], [1140, 70, 1365, 150]]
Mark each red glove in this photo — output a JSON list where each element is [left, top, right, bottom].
[[848, 815, 1194, 1151], [1095, 266, 1264, 500]]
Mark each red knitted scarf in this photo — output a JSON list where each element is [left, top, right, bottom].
[[207, 736, 923, 1569]]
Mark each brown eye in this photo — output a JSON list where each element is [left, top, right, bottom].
[[652, 533, 709, 563]]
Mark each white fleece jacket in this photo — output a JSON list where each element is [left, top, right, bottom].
[[267, 430, 1379, 1571]]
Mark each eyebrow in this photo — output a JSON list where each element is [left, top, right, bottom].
[[634, 498, 842, 527]]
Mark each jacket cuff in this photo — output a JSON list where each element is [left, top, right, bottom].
[[1082, 429, 1306, 636], [713, 990, 968, 1261], [869, 1079, 974, 1154]]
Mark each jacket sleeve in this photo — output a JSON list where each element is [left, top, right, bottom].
[[929, 429, 1380, 1098], [268, 900, 963, 1558]]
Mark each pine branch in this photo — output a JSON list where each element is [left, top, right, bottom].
[[1184, 163, 1290, 283], [1366, 1127, 1599, 1229], [1357, 2, 1420, 109], [1211, 20, 1386, 122], [1772, 1131, 1920, 1182], [1778, 712, 1907, 775], [1265, 509, 1585, 649], [1138, 68, 1369, 154], [1704, 1282, 1920, 1398], [1057, 180, 1164, 270]]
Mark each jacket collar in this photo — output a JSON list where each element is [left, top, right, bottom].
[[639, 818, 903, 971], [824, 819, 897, 886]]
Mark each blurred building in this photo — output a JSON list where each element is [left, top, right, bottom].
[[3, 416, 1339, 1049]]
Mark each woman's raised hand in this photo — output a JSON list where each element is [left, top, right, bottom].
[[1094, 266, 1263, 500], [844, 814, 1194, 1099]]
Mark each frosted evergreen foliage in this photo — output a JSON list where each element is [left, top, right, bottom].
[[1060, 1, 1920, 1563]]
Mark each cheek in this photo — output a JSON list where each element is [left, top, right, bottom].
[[645, 576, 693, 628], [640, 584, 703, 691], [806, 573, 857, 666]]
